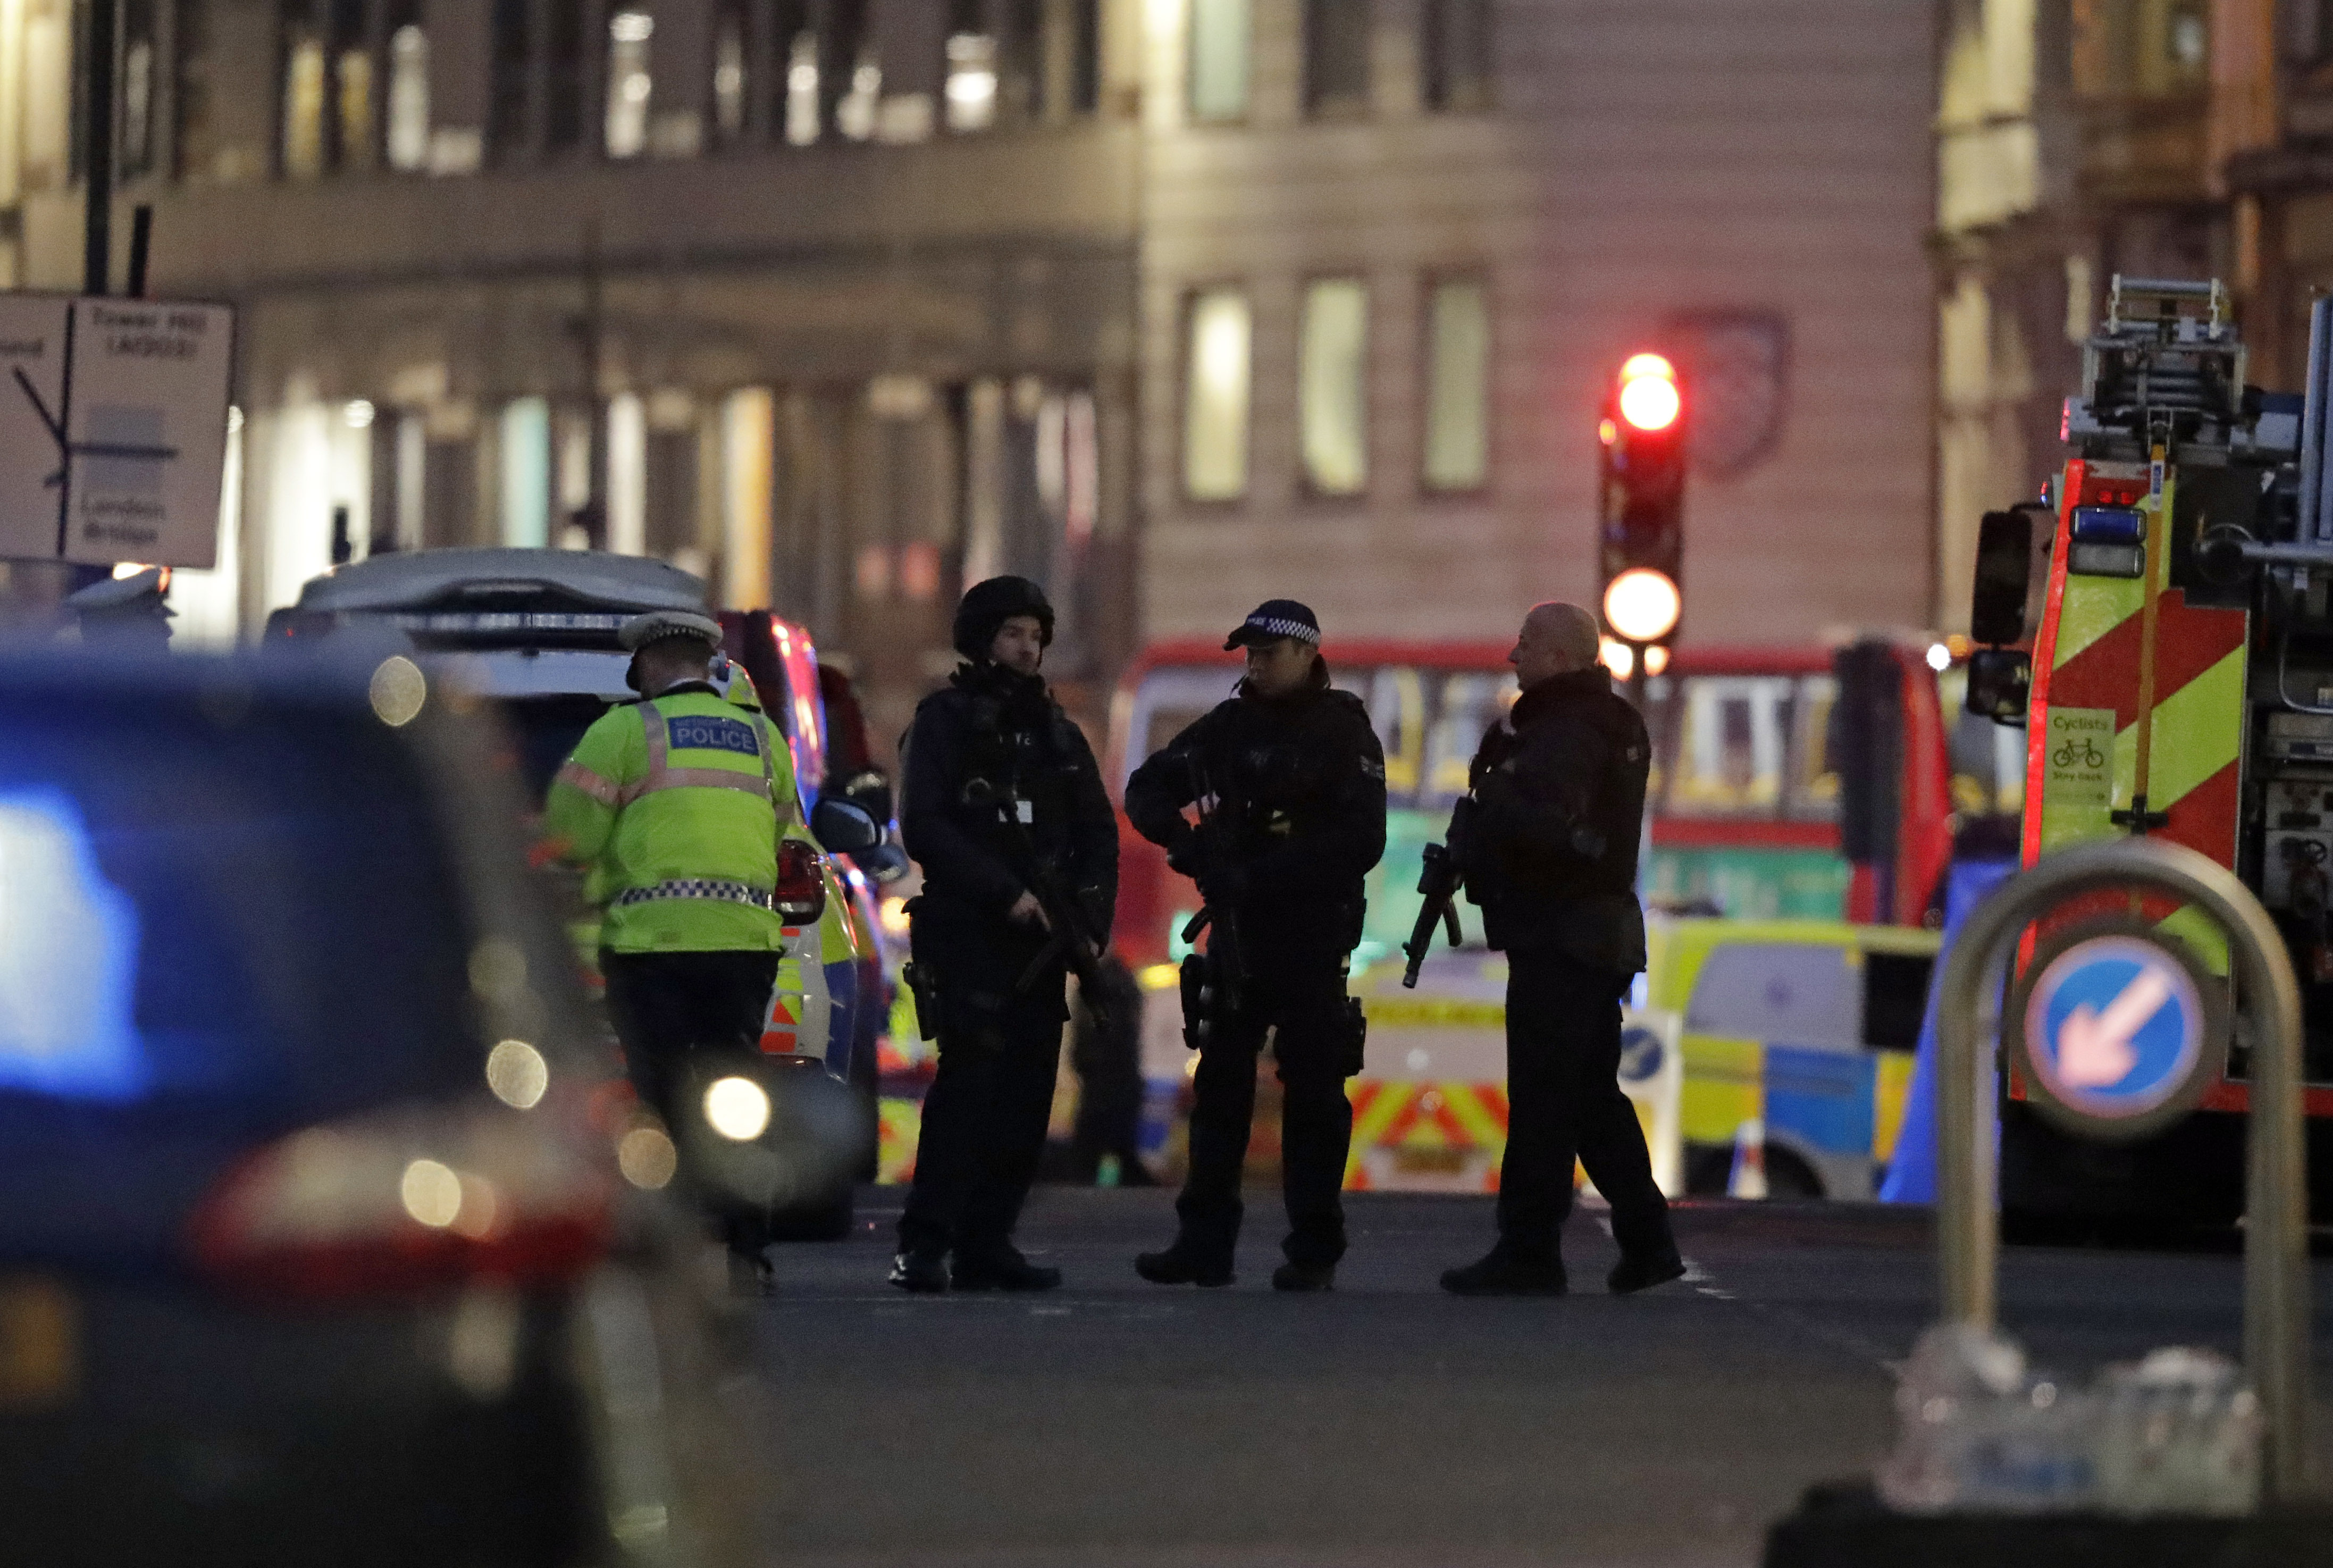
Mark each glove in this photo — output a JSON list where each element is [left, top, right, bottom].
[[1165, 825, 1208, 881]]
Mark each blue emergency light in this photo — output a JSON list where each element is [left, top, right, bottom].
[[2071, 506, 2145, 544]]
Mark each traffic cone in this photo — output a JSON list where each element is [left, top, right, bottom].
[[1727, 1118, 1768, 1200]]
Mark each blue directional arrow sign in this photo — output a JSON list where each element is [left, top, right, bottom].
[[2019, 932, 2208, 1130]]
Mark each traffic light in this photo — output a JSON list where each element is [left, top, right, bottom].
[[1598, 352, 1685, 657]]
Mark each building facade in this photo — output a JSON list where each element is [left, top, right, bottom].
[[1137, 1, 1940, 652], [1927, 1, 2333, 633], [0, 1, 1944, 734]]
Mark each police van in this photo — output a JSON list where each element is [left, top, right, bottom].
[[268, 548, 888, 1235]]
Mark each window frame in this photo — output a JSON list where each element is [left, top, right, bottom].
[[1302, 0, 1373, 119], [1417, 269, 1495, 497], [1420, 0, 1496, 114], [1186, 0, 1252, 124], [1178, 282, 1255, 507], [1296, 272, 1372, 501]]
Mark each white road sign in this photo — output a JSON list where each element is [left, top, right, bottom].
[[0, 293, 234, 569]]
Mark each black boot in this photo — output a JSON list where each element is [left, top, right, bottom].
[[951, 1244, 1063, 1292], [1440, 1245, 1568, 1297], [1271, 1260, 1335, 1293], [1135, 1240, 1235, 1287], [888, 1247, 951, 1293], [1607, 1249, 1686, 1296]]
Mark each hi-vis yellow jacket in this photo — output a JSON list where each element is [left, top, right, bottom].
[[542, 682, 799, 953]]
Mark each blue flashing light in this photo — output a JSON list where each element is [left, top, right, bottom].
[[2071, 506, 2145, 544], [0, 787, 152, 1101]]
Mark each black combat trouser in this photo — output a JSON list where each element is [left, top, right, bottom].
[[1497, 946, 1675, 1264], [599, 949, 782, 1129], [600, 949, 783, 1257], [899, 923, 1068, 1261], [1176, 955, 1355, 1270]]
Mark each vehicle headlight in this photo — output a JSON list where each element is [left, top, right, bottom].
[[702, 1076, 773, 1142]]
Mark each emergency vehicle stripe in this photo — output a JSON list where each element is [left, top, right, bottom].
[[2108, 647, 2244, 814], [555, 760, 621, 807], [2027, 461, 2247, 869], [2047, 596, 2248, 730]]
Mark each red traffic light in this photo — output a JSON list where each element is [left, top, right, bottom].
[[1616, 353, 1680, 432]]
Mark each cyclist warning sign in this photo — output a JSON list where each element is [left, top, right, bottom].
[[2045, 706, 2116, 807]]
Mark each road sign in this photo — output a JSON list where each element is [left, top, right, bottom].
[[2011, 919, 2223, 1140], [0, 292, 234, 569]]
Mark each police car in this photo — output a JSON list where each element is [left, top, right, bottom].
[[270, 548, 887, 1235]]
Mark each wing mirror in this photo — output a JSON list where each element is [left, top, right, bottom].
[[1970, 506, 2047, 647], [1965, 647, 2032, 724], [810, 796, 884, 856]]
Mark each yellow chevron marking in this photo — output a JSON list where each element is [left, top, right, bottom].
[[1445, 1086, 1509, 1147], [2108, 647, 2244, 812], [1363, 996, 1505, 1029], [1350, 1083, 1412, 1150], [2052, 572, 2144, 670]]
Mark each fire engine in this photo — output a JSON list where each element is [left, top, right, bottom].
[[1964, 275, 2333, 1228]]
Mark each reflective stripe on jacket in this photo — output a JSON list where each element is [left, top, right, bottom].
[[542, 685, 799, 953]]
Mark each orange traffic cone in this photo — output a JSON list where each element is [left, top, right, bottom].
[[1727, 1117, 1768, 1200]]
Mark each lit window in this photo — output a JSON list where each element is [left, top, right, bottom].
[[1183, 289, 1251, 502], [1300, 279, 1369, 496], [606, 10, 654, 158], [338, 48, 374, 170], [713, 10, 749, 140], [1422, 278, 1490, 491], [946, 32, 1000, 132], [836, 59, 881, 141], [501, 398, 551, 549], [1304, 0, 1371, 117], [387, 25, 430, 170], [785, 30, 821, 145], [1421, 0, 1493, 113], [282, 35, 327, 178], [122, 32, 154, 177], [1189, 0, 1250, 122]]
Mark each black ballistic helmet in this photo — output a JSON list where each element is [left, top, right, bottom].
[[953, 575, 1055, 661]]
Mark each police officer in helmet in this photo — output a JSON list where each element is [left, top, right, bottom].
[[1127, 600, 1386, 1291], [1441, 602, 1683, 1296], [891, 576, 1118, 1293], [541, 609, 800, 1287]]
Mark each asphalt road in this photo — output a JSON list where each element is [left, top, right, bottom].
[[752, 1190, 2333, 1568]]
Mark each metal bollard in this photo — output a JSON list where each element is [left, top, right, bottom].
[[1932, 836, 2311, 1503]]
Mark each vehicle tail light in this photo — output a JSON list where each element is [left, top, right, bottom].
[[776, 838, 827, 925], [187, 1099, 614, 1303]]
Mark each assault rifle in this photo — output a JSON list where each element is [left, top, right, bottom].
[[964, 778, 1113, 1031], [1402, 796, 1475, 988], [1172, 754, 1247, 1048], [1177, 754, 1247, 990]]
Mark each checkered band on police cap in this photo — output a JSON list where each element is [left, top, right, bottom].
[[1224, 598, 1322, 651]]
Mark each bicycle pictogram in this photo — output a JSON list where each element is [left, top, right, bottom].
[[2054, 736, 2107, 771]]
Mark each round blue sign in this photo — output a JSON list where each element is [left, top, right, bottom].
[[2020, 933, 2206, 1123], [1618, 1025, 1664, 1084]]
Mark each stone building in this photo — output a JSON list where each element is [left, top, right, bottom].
[[0, 1, 1943, 734]]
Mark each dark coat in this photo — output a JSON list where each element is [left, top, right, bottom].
[[1123, 668, 1387, 963], [899, 661, 1118, 942], [1461, 667, 1650, 976]]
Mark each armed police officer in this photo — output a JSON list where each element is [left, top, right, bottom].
[[892, 576, 1117, 1294], [1440, 602, 1683, 1297], [541, 610, 800, 1287], [1127, 601, 1386, 1292]]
